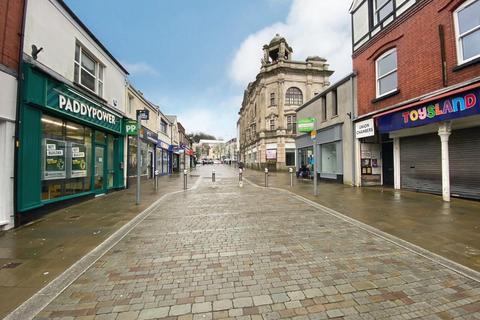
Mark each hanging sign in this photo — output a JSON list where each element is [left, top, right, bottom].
[[125, 119, 138, 136], [298, 117, 316, 132], [44, 139, 66, 180], [71, 143, 87, 178], [137, 109, 150, 120]]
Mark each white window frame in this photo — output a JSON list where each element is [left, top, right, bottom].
[[453, 0, 480, 65], [373, 0, 394, 25], [74, 43, 105, 97], [375, 48, 398, 98]]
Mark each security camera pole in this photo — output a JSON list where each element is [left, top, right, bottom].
[[136, 109, 149, 205]]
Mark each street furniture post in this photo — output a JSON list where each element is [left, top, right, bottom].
[[239, 168, 243, 182], [154, 170, 159, 191], [289, 167, 294, 187], [183, 169, 187, 190], [136, 114, 141, 205], [212, 169, 216, 182], [264, 167, 268, 187], [313, 136, 318, 196]]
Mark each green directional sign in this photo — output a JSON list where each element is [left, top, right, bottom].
[[125, 119, 139, 136], [298, 117, 316, 133]]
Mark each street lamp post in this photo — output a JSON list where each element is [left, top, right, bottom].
[[136, 109, 149, 205]]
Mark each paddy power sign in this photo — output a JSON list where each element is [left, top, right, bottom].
[[46, 85, 122, 133], [377, 88, 480, 133]]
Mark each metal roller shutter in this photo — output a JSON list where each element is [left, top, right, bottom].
[[449, 127, 480, 200], [400, 133, 442, 194]]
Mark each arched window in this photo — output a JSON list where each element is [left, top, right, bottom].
[[285, 87, 303, 105]]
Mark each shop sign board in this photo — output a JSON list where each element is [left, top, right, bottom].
[[377, 87, 480, 133], [71, 143, 87, 178], [310, 130, 317, 140], [44, 139, 66, 180], [355, 119, 375, 138], [46, 86, 122, 134], [266, 149, 277, 160], [298, 117, 316, 133], [137, 109, 149, 120], [125, 120, 138, 136], [142, 126, 158, 144]]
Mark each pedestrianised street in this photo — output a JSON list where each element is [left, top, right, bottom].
[[27, 166, 480, 320]]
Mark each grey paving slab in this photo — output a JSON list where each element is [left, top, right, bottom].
[[20, 166, 480, 319]]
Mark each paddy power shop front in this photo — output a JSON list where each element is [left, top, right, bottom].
[[16, 64, 125, 222]]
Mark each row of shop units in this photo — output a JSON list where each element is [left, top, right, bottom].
[[295, 79, 480, 202], [15, 63, 194, 225]]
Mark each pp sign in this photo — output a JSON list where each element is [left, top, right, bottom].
[[125, 120, 138, 136]]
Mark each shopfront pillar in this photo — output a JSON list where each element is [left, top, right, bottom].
[[438, 122, 452, 202], [393, 137, 401, 190]]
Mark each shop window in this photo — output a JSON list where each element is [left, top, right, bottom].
[[376, 48, 397, 97], [41, 114, 93, 201], [95, 131, 106, 144], [285, 87, 303, 106], [286, 149, 296, 166], [374, 0, 394, 25], [454, 0, 480, 64], [74, 43, 105, 96], [321, 143, 337, 174]]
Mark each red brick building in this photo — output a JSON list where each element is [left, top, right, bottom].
[[0, 0, 26, 229], [351, 0, 480, 201]]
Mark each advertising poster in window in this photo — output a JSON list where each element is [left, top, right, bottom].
[[44, 139, 66, 180], [71, 143, 87, 178], [266, 149, 277, 160]]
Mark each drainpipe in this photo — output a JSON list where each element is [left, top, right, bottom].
[[350, 74, 356, 187], [13, 0, 29, 227]]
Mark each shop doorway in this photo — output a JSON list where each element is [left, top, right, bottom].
[[382, 142, 394, 186], [94, 145, 106, 193]]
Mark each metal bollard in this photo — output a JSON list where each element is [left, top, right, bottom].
[[289, 167, 294, 187], [239, 168, 243, 182], [154, 170, 159, 191], [264, 167, 269, 187], [183, 169, 187, 190], [212, 169, 216, 182]]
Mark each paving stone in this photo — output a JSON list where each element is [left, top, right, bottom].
[[304, 289, 323, 299], [252, 295, 273, 306], [233, 297, 253, 308], [213, 299, 233, 311], [138, 307, 170, 319], [288, 291, 306, 301], [169, 304, 192, 316], [192, 302, 212, 313]]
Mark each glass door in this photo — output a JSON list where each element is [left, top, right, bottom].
[[94, 145, 105, 193]]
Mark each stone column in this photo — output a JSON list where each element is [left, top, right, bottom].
[[438, 122, 452, 202], [393, 137, 401, 190]]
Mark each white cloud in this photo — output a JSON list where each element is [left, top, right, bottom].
[[229, 0, 352, 87], [123, 61, 159, 76]]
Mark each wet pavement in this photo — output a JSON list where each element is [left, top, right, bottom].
[[14, 165, 479, 319], [243, 168, 480, 273], [0, 173, 199, 319]]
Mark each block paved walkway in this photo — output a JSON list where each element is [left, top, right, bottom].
[[27, 165, 479, 320], [243, 168, 480, 272], [0, 173, 198, 319]]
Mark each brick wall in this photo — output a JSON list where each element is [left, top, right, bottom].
[[353, 0, 480, 116], [0, 0, 24, 72]]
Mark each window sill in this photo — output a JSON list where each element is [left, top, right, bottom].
[[453, 57, 480, 72], [372, 89, 400, 103], [72, 81, 108, 104]]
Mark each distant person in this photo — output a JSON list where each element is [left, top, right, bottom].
[[238, 161, 244, 170], [297, 164, 310, 179]]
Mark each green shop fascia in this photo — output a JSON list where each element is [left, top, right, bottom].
[[17, 63, 126, 215]]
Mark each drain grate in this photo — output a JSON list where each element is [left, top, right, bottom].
[[1, 262, 22, 269]]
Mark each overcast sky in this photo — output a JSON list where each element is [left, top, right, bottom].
[[66, 0, 352, 140]]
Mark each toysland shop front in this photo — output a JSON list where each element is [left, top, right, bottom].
[[375, 83, 480, 201]]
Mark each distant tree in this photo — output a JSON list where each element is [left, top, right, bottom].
[[188, 132, 216, 143]]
